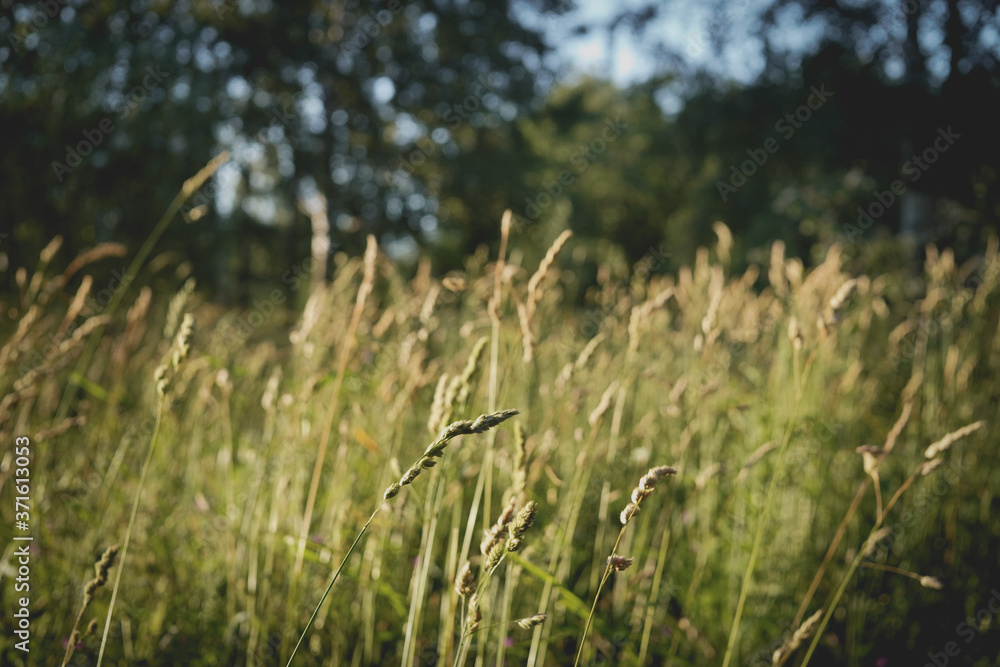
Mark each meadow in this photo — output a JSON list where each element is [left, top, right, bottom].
[[1, 210, 999, 667]]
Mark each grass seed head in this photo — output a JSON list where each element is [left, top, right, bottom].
[[772, 609, 823, 665], [608, 555, 634, 572], [485, 540, 506, 571], [640, 465, 677, 489], [622, 466, 676, 525], [155, 313, 195, 398], [924, 420, 985, 458], [467, 594, 482, 634], [456, 336, 489, 407], [388, 409, 519, 504], [516, 614, 547, 630], [588, 381, 619, 427], [400, 465, 422, 486], [427, 373, 451, 435], [497, 495, 518, 529], [480, 527, 504, 558], [787, 316, 803, 349], [920, 458, 945, 476], [154, 363, 170, 397], [94, 544, 119, 582], [482, 496, 518, 556], [828, 278, 857, 314], [507, 500, 538, 552], [456, 561, 476, 597], [861, 527, 893, 559], [175, 313, 194, 363], [856, 446, 882, 476], [433, 409, 519, 447], [512, 421, 528, 498], [738, 441, 778, 483], [620, 503, 640, 525], [164, 278, 196, 339], [83, 544, 120, 604]]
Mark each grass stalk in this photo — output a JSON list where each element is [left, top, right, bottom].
[[56, 152, 229, 421], [575, 465, 677, 666], [799, 421, 983, 667], [285, 503, 383, 666], [293, 235, 378, 577], [286, 409, 518, 666], [96, 313, 192, 665], [95, 397, 165, 666], [528, 410, 606, 667], [574, 527, 627, 667], [451, 209, 511, 657], [721, 347, 816, 667], [401, 475, 445, 666], [792, 399, 914, 627], [638, 508, 673, 663]]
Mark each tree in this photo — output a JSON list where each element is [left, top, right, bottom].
[[516, 77, 714, 268], [0, 0, 556, 299], [554, 0, 1000, 263], [753, 0, 1000, 248]]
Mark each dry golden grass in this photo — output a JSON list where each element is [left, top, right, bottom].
[[1, 212, 998, 666]]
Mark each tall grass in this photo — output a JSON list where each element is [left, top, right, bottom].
[[1, 214, 998, 666]]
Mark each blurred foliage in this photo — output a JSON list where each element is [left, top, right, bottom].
[[1, 0, 553, 300], [1, 0, 998, 302]]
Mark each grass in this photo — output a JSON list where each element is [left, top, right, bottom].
[[1, 203, 999, 666], [576, 465, 677, 666]]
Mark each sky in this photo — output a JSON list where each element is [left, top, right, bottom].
[[528, 0, 828, 111], [538, 0, 1000, 94], [536, 0, 764, 83]]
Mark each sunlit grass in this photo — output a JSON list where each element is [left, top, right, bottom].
[[1, 220, 998, 666]]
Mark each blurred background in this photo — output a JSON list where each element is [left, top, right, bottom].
[[1, 0, 999, 299]]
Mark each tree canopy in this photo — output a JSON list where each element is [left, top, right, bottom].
[[2, 0, 998, 300]]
